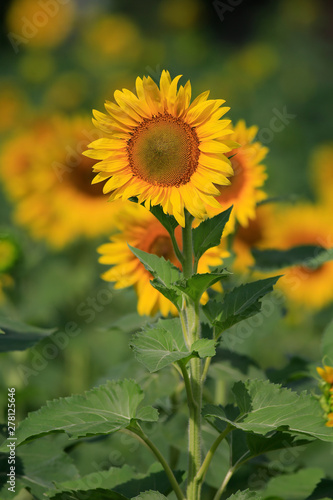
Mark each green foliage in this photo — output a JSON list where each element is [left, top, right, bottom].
[[0, 435, 79, 499], [203, 379, 333, 442], [174, 269, 230, 302], [261, 467, 324, 500], [226, 491, 262, 500], [252, 246, 333, 271], [13, 380, 158, 446], [192, 207, 232, 262], [203, 277, 280, 334], [0, 316, 55, 352], [149, 205, 179, 235], [132, 492, 168, 500], [49, 489, 127, 500], [130, 318, 215, 372]]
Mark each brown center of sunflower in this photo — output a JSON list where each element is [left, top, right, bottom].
[[236, 217, 263, 247], [127, 114, 199, 187]]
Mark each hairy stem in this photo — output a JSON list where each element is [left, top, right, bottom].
[[195, 425, 232, 486]]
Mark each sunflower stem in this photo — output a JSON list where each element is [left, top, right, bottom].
[[181, 210, 202, 500]]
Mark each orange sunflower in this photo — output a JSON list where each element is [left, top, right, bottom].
[[0, 116, 123, 249], [265, 204, 333, 310], [83, 70, 236, 226], [232, 203, 275, 272], [98, 204, 229, 316], [208, 120, 268, 234]]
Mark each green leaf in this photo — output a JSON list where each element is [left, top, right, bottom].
[[14, 380, 158, 446], [149, 205, 179, 234], [132, 492, 168, 500], [262, 468, 324, 500], [226, 490, 263, 500], [174, 269, 230, 302], [0, 316, 55, 352], [246, 432, 312, 457], [203, 379, 333, 442], [0, 435, 79, 500], [49, 489, 127, 500], [306, 478, 333, 500], [192, 207, 232, 261], [321, 320, 333, 365], [203, 277, 280, 333], [130, 319, 215, 373], [252, 245, 333, 271], [191, 338, 216, 358], [128, 246, 182, 308]]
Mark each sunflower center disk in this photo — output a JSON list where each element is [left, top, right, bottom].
[[128, 115, 199, 187]]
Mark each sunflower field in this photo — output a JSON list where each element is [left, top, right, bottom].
[[1, 1, 333, 499]]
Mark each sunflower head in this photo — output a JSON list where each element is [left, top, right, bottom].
[[84, 70, 236, 226], [208, 119, 268, 234]]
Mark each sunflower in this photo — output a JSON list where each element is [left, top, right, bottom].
[[0, 116, 122, 249], [207, 120, 268, 234], [265, 204, 333, 310], [83, 70, 235, 227], [310, 143, 333, 205], [232, 203, 275, 272], [317, 366, 333, 385], [98, 204, 229, 316]]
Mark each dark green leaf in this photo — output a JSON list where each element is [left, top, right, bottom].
[[262, 468, 324, 500], [203, 277, 280, 334], [128, 246, 182, 308], [306, 478, 333, 500], [0, 435, 79, 500], [0, 316, 55, 352], [226, 490, 262, 500], [192, 207, 232, 261], [13, 380, 158, 446], [252, 246, 333, 272], [266, 356, 310, 385], [149, 205, 179, 234], [203, 379, 333, 442], [174, 269, 230, 302], [49, 489, 127, 500], [246, 432, 312, 456]]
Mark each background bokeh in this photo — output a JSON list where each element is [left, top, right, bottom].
[[0, 1, 333, 496]]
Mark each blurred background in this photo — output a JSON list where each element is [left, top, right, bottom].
[[0, 0, 332, 447]]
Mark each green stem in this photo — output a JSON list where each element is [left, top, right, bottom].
[[170, 230, 184, 266], [179, 362, 197, 409], [195, 425, 232, 486], [129, 424, 185, 500], [201, 356, 212, 383], [181, 210, 202, 500], [213, 468, 234, 500]]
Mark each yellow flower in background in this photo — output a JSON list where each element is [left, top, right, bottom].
[[0, 117, 123, 249], [265, 204, 333, 310], [317, 366, 333, 385], [0, 236, 18, 305], [208, 120, 268, 233], [98, 204, 228, 317], [6, 0, 75, 51], [83, 14, 142, 61], [0, 81, 29, 133], [310, 143, 333, 205], [232, 203, 275, 272], [159, 0, 202, 29], [84, 70, 235, 227]]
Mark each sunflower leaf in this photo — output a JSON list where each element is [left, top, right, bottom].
[[132, 492, 168, 500], [13, 380, 158, 447], [48, 489, 127, 500], [203, 379, 333, 442], [202, 277, 280, 334], [130, 318, 216, 372], [262, 468, 324, 500], [225, 491, 262, 500], [252, 245, 333, 271], [0, 316, 56, 353], [174, 269, 230, 302], [149, 205, 179, 234], [192, 207, 232, 261]]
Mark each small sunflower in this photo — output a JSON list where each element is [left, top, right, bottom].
[[208, 120, 268, 233], [232, 203, 275, 272], [84, 70, 235, 226], [0, 116, 122, 249], [310, 143, 333, 205], [265, 204, 333, 310], [98, 204, 228, 317]]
